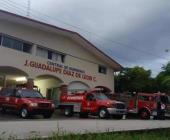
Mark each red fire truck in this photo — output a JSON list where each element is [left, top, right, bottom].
[[58, 89, 127, 119], [128, 92, 170, 119]]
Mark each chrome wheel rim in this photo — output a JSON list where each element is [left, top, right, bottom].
[[99, 110, 106, 118], [21, 109, 27, 118], [65, 109, 69, 116]]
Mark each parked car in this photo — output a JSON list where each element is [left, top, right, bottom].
[[0, 88, 55, 118]]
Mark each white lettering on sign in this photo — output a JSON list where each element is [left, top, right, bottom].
[[67, 96, 84, 100]]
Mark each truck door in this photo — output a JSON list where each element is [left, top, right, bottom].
[[1, 88, 15, 109], [138, 95, 155, 111], [0, 88, 7, 106], [83, 93, 97, 113], [8, 89, 18, 110]]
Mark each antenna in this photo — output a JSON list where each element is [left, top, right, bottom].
[[27, 0, 31, 17]]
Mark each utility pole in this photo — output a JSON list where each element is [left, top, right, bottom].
[[26, 0, 31, 17]]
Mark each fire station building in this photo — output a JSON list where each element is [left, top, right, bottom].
[[0, 10, 122, 103]]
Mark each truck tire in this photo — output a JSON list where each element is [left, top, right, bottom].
[[64, 107, 73, 117], [1, 107, 6, 113], [98, 108, 109, 119], [139, 109, 150, 119], [113, 115, 124, 119], [79, 112, 88, 118], [43, 112, 53, 118], [20, 107, 29, 119]]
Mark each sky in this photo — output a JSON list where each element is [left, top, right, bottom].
[[1, 0, 170, 76]]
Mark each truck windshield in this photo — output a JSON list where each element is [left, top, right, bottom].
[[94, 93, 109, 100], [19, 89, 43, 98]]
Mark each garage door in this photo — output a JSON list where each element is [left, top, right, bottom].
[[68, 81, 90, 92]]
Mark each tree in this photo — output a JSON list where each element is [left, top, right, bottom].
[[115, 66, 156, 93], [156, 62, 170, 93]]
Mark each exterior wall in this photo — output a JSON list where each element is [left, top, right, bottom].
[[0, 20, 115, 91], [34, 78, 61, 96]]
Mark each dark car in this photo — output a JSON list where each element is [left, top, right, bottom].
[[0, 88, 55, 118]]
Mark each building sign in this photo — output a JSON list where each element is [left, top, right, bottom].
[[24, 60, 96, 82]]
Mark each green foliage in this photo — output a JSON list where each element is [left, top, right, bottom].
[[29, 129, 170, 140], [115, 66, 156, 93], [155, 62, 170, 93]]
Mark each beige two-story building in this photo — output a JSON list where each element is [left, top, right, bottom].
[[0, 10, 122, 103]]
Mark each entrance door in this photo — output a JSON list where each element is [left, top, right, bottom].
[[46, 87, 60, 107]]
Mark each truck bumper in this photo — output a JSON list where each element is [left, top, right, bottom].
[[152, 110, 170, 117], [107, 108, 127, 115], [151, 110, 157, 116]]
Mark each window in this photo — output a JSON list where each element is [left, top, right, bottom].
[[19, 89, 43, 98], [36, 46, 65, 63], [0, 88, 14, 97], [3, 36, 23, 51], [52, 52, 65, 63], [138, 95, 152, 101], [98, 65, 107, 74], [52, 52, 59, 61], [86, 94, 95, 101], [1, 34, 32, 54], [94, 93, 109, 100], [23, 43, 32, 53], [48, 50, 52, 60], [36, 47, 48, 58]]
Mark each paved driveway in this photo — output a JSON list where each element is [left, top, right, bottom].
[[0, 119, 170, 139], [0, 110, 170, 139]]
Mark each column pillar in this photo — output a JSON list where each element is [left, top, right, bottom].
[[60, 84, 68, 95], [3, 75, 7, 88], [26, 78, 34, 90], [32, 44, 37, 56]]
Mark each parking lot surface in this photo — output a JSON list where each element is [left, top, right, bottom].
[[0, 119, 170, 139], [0, 110, 170, 139]]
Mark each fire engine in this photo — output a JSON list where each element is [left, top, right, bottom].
[[58, 89, 127, 119], [128, 92, 170, 119]]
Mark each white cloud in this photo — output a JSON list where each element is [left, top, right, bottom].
[[1, 0, 170, 76]]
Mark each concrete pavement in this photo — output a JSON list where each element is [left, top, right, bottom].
[[0, 119, 170, 139]]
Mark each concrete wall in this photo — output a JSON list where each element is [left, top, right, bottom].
[[0, 20, 115, 91], [34, 78, 61, 97]]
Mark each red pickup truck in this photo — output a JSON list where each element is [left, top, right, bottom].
[[59, 89, 127, 119], [0, 88, 55, 118]]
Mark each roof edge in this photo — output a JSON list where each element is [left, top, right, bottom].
[[0, 9, 123, 71]]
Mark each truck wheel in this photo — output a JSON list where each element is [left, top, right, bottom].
[[153, 116, 157, 120], [20, 108, 29, 119], [1, 107, 6, 113], [43, 112, 53, 119], [139, 109, 150, 119], [79, 112, 88, 118], [98, 108, 109, 119], [113, 115, 124, 119], [64, 107, 73, 117]]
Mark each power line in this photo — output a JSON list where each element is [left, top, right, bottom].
[[26, 0, 30, 17], [0, 0, 169, 74], [1, 0, 170, 62]]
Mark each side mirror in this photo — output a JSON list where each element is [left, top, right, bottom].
[[92, 98, 96, 101], [16, 95, 21, 98]]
